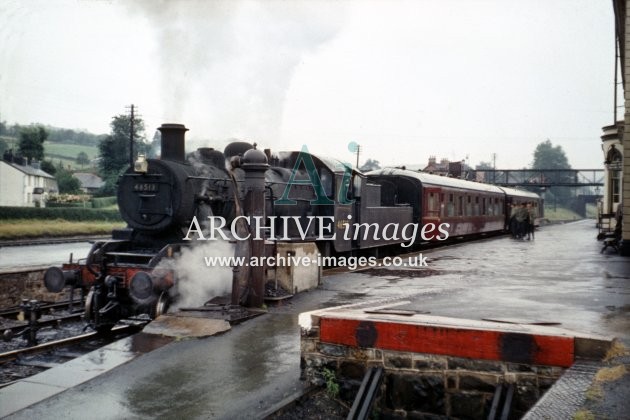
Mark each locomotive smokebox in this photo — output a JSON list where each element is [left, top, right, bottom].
[[158, 123, 188, 162]]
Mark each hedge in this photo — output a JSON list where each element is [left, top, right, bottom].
[[46, 202, 93, 208], [0, 206, 123, 221], [91, 196, 118, 208]]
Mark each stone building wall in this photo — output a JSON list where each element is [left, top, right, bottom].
[[622, 0, 630, 255]]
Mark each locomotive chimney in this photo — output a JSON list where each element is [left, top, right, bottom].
[[158, 123, 188, 162]]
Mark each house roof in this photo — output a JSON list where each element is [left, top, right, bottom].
[[73, 172, 104, 189], [1, 160, 55, 179]]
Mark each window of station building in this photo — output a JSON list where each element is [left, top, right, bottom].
[[611, 168, 621, 204], [606, 146, 622, 207]]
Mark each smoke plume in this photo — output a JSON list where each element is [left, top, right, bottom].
[[126, 0, 345, 147]]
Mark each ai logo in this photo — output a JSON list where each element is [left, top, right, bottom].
[[275, 145, 354, 206]]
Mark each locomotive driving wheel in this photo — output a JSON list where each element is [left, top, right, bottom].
[[152, 291, 170, 318], [84, 287, 115, 332], [84, 287, 95, 323]]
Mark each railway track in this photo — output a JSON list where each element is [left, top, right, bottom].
[[0, 298, 83, 319], [0, 322, 145, 388], [0, 296, 147, 387]]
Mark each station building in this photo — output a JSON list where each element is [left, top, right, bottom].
[[600, 122, 623, 219], [611, 0, 630, 255]]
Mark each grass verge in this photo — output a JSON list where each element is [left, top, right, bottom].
[[0, 219, 124, 239], [543, 205, 585, 222]]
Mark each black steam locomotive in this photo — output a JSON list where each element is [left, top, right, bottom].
[[43, 123, 542, 330]]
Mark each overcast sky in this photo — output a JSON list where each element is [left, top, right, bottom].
[[0, 0, 616, 169]]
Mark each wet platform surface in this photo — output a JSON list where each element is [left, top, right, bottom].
[[2, 220, 629, 418]]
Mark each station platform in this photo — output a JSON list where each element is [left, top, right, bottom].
[[1, 220, 629, 419]]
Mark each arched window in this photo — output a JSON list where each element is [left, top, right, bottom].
[[606, 146, 623, 206]]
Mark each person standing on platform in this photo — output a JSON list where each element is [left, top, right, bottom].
[[526, 202, 536, 240], [514, 203, 528, 239]]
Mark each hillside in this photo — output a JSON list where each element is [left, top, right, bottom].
[[43, 141, 99, 170]]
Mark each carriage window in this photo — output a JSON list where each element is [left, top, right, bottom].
[[446, 194, 455, 217], [457, 196, 463, 216], [473, 196, 480, 216], [482, 198, 487, 215], [427, 192, 439, 215]]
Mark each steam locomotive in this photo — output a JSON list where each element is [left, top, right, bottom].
[[43, 123, 542, 330]]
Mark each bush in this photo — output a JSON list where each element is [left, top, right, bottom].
[[0, 206, 122, 221], [91, 196, 117, 208]]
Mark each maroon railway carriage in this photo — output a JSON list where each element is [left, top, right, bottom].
[[366, 168, 541, 243]]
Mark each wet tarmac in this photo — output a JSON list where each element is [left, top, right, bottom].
[[2, 220, 629, 419], [0, 242, 92, 271]]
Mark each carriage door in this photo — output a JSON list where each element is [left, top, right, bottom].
[[423, 187, 441, 225]]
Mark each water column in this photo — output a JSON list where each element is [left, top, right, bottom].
[[240, 146, 269, 307]]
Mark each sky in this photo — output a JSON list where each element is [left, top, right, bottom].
[[0, 0, 616, 170]]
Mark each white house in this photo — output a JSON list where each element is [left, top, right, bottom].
[[0, 158, 58, 207]]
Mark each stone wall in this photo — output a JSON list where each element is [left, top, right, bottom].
[[0, 268, 70, 307], [301, 325, 564, 418]]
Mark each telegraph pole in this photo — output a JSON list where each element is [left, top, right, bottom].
[[356, 144, 361, 169], [129, 104, 135, 167]]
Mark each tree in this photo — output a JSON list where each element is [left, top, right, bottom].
[[55, 164, 81, 194], [0, 138, 7, 156], [97, 176, 119, 196], [360, 159, 381, 172], [18, 125, 48, 162], [531, 139, 572, 202], [76, 151, 90, 167], [98, 114, 147, 176], [532, 139, 571, 170], [40, 160, 57, 175]]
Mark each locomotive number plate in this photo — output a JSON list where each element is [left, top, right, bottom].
[[133, 183, 159, 192]]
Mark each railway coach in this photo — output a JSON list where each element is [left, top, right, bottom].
[[366, 168, 543, 242]]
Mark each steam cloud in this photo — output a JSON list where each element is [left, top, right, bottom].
[[164, 240, 234, 309], [126, 0, 345, 146], [125, 2, 345, 309]]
